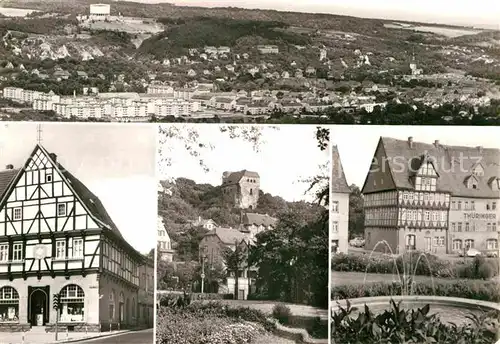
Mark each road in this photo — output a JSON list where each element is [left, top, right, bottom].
[[78, 329, 153, 344]]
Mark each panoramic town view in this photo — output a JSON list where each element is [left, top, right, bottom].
[[0, 124, 155, 343], [0, 0, 498, 124], [330, 126, 500, 343], [156, 124, 329, 344]]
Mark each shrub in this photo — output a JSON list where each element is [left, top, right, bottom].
[[331, 299, 500, 343], [331, 279, 500, 303], [156, 306, 265, 344], [331, 252, 499, 280], [272, 303, 292, 325]]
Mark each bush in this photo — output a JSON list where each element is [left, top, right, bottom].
[[156, 306, 265, 344], [272, 303, 292, 325], [331, 252, 499, 280], [331, 279, 500, 302]]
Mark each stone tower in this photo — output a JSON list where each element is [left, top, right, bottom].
[[221, 170, 260, 209]]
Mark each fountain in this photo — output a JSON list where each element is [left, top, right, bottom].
[[333, 240, 500, 328]]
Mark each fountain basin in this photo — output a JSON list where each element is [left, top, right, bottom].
[[332, 295, 500, 326]]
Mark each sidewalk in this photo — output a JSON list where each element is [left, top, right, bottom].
[[0, 330, 130, 344]]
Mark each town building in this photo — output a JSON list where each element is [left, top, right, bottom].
[[157, 217, 174, 262], [221, 170, 260, 210], [189, 217, 217, 231], [257, 45, 279, 54], [199, 227, 252, 299], [239, 213, 277, 240], [137, 259, 154, 329], [331, 145, 350, 254], [0, 145, 150, 332], [89, 4, 111, 21], [362, 137, 500, 255]]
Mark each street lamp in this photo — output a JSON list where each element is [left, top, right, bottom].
[[201, 254, 207, 294]]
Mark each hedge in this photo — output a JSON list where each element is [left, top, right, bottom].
[[332, 252, 498, 279]]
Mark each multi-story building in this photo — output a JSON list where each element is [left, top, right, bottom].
[[157, 217, 174, 262], [137, 258, 154, 329], [199, 227, 251, 299], [146, 84, 174, 95], [257, 45, 279, 54], [331, 145, 350, 254], [239, 213, 277, 240], [362, 137, 500, 255], [0, 144, 148, 332], [221, 170, 260, 210]]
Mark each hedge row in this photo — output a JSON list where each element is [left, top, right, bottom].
[[332, 252, 499, 279]]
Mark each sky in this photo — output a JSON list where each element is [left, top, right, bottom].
[[0, 123, 157, 254], [331, 126, 500, 188], [131, 0, 499, 28], [159, 124, 328, 202]]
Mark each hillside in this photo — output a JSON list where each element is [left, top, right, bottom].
[[158, 177, 324, 260]]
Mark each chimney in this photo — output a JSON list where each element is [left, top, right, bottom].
[[477, 146, 483, 153], [49, 153, 57, 162], [434, 140, 440, 148], [408, 137, 414, 149], [5, 164, 14, 170]]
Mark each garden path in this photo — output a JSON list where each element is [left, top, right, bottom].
[[215, 300, 328, 320], [253, 333, 296, 344]]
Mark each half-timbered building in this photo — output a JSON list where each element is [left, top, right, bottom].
[[362, 137, 500, 255], [0, 144, 149, 332]]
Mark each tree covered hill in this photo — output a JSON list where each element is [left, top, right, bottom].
[[139, 17, 311, 58], [159, 177, 324, 236]]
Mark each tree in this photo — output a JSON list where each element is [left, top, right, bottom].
[[222, 241, 248, 300], [348, 185, 365, 239]]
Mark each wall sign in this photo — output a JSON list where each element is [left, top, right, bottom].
[[463, 213, 496, 220]]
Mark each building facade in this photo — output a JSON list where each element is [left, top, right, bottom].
[[221, 170, 260, 210], [362, 137, 500, 255], [157, 217, 174, 262], [199, 227, 251, 300], [331, 145, 350, 254], [239, 213, 277, 240], [0, 145, 149, 332], [137, 259, 154, 329]]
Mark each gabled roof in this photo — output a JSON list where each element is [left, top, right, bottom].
[[205, 227, 247, 245], [332, 145, 350, 194], [222, 170, 259, 186], [378, 137, 500, 198], [242, 213, 277, 227], [0, 145, 123, 239], [0, 169, 19, 200]]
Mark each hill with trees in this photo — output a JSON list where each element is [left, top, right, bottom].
[[139, 17, 311, 58], [158, 176, 325, 262]]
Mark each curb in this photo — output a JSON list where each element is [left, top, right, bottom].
[[268, 318, 328, 344], [45, 330, 133, 344]]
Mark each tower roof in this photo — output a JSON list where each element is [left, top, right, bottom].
[[332, 145, 350, 194]]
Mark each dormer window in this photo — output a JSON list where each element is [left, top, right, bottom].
[[465, 175, 479, 189], [472, 164, 484, 177]]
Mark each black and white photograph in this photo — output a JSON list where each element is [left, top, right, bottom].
[[0, 0, 498, 125], [0, 123, 156, 343], [330, 126, 500, 344], [156, 124, 329, 344]]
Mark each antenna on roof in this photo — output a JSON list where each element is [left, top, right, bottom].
[[36, 124, 43, 144]]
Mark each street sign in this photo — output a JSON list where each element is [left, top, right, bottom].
[[201, 273, 205, 279]]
